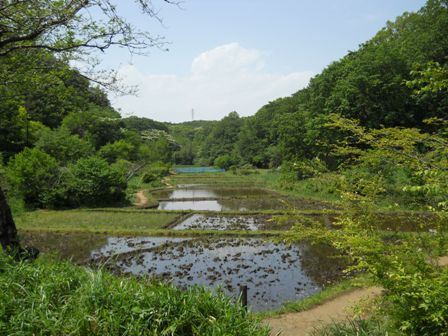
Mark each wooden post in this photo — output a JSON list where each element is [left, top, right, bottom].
[[239, 284, 248, 310]]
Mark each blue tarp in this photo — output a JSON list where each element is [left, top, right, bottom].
[[175, 167, 225, 173]]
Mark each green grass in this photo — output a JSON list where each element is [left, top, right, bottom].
[[14, 209, 291, 236], [0, 253, 269, 336], [258, 275, 372, 319], [312, 317, 397, 336], [15, 210, 180, 234], [168, 170, 341, 207]]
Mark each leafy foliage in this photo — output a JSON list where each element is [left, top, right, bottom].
[[6, 148, 58, 207]]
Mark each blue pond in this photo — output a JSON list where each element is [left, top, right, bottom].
[[175, 167, 225, 173]]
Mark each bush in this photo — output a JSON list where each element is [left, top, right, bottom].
[[40, 157, 128, 208], [6, 148, 59, 207], [67, 156, 127, 206], [141, 162, 170, 184], [214, 154, 238, 170], [0, 253, 269, 336], [384, 265, 448, 335]]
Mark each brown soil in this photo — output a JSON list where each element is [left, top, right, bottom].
[[134, 190, 148, 207], [438, 256, 448, 267], [264, 287, 383, 336]]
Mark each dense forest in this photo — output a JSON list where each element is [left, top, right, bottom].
[[168, 0, 447, 211], [2, 0, 446, 211], [172, 0, 447, 170], [0, 51, 179, 210]]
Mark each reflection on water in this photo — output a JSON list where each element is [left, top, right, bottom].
[[152, 187, 278, 200], [92, 236, 191, 258], [19, 231, 108, 263], [157, 197, 331, 211], [18, 232, 347, 312], [100, 237, 346, 311], [158, 200, 223, 211]]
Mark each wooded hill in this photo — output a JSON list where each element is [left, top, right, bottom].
[[170, 0, 447, 170]]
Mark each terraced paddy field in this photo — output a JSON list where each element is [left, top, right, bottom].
[[16, 170, 440, 312]]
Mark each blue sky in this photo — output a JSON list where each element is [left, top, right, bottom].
[[102, 0, 427, 122]]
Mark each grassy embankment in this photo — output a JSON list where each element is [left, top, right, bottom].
[[0, 253, 268, 336], [15, 209, 296, 237]]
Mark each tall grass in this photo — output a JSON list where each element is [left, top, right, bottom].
[[0, 253, 269, 335], [312, 318, 396, 336]]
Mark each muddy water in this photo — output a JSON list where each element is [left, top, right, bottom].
[[173, 214, 267, 231], [19, 232, 347, 312], [155, 185, 332, 211], [20, 231, 108, 262], [158, 197, 328, 211], [100, 237, 347, 312], [152, 187, 278, 200]]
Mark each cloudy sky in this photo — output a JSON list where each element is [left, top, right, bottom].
[[100, 0, 426, 123]]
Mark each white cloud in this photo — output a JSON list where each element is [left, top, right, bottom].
[[112, 43, 313, 122]]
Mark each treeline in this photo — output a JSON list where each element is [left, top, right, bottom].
[[172, 0, 447, 170], [0, 50, 178, 209]]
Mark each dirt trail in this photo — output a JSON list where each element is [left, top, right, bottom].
[[264, 287, 382, 336], [438, 256, 448, 266], [265, 257, 448, 336], [134, 190, 148, 207]]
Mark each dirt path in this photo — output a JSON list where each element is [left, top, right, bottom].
[[265, 257, 448, 336], [264, 287, 382, 336], [438, 256, 448, 266], [134, 190, 148, 207]]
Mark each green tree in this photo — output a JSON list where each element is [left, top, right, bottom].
[[201, 112, 242, 165], [99, 140, 136, 163], [62, 106, 123, 149], [287, 115, 448, 334], [6, 148, 59, 207], [35, 128, 94, 164], [67, 156, 127, 207]]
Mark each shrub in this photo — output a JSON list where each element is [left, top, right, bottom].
[[141, 162, 170, 184], [214, 154, 237, 170], [39, 157, 128, 208], [66, 156, 127, 207], [6, 148, 59, 207]]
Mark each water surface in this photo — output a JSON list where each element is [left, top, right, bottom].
[[19, 232, 347, 312]]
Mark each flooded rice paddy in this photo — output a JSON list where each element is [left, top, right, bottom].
[[155, 185, 332, 211], [157, 198, 299, 211], [20, 232, 347, 312], [152, 187, 279, 200], [173, 214, 269, 231], [19, 181, 435, 312]]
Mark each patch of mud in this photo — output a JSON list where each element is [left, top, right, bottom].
[[173, 214, 264, 231]]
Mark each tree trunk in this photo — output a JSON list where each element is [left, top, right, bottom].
[[0, 186, 20, 252]]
